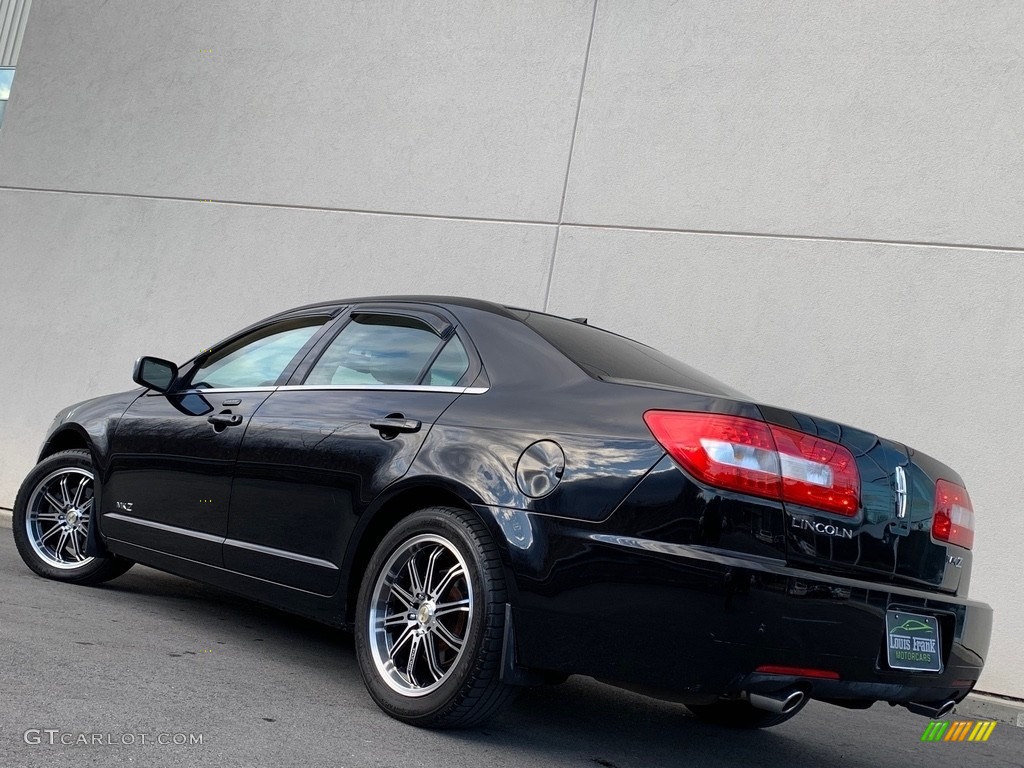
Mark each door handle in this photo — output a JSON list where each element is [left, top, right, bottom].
[[370, 417, 421, 434], [208, 412, 243, 427]]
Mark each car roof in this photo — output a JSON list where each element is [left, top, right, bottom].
[[269, 295, 528, 322]]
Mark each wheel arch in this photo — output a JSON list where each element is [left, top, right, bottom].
[[38, 425, 93, 462], [341, 479, 516, 626]]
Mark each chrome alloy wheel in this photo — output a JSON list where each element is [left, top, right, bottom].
[[368, 533, 474, 696], [25, 467, 95, 570]]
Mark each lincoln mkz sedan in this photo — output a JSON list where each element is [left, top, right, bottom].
[[12, 296, 992, 728]]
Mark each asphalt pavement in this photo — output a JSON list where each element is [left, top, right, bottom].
[[2, 532, 1021, 768]]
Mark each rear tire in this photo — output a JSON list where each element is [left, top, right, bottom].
[[354, 506, 516, 728], [686, 697, 806, 729], [12, 449, 134, 585]]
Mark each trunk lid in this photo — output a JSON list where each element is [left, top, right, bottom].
[[757, 404, 966, 594]]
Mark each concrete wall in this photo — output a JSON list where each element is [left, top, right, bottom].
[[1, 0, 1021, 696]]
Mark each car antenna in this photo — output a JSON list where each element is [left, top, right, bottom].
[[571, 317, 588, 324]]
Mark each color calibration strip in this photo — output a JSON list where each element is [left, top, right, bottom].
[[920, 720, 997, 742]]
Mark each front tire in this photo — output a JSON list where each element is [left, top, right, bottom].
[[12, 449, 134, 585], [354, 506, 515, 728]]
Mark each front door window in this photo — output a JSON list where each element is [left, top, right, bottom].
[[190, 319, 323, 389]]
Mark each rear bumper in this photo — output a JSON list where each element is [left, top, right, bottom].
[[491, 507, 993, 706]]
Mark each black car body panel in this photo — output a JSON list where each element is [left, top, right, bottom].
[[224, 387, 461, 594], [500, 457, 990, 705], [760, 404, 968, 594], [31, 295, 992, 713]]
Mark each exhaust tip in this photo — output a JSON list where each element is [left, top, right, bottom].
[[903, 699, 958, 719], [747, 689, 808, 715]]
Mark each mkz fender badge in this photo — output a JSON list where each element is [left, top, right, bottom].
[[791, 516, 853, 539]]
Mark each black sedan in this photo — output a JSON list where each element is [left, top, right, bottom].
[[11, 296, 992, 729]]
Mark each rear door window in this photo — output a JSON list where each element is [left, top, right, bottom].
[[423, 336, 470, 386], [305, 314, 447, 386]]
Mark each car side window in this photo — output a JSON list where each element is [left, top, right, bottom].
[[189, 318, 324, 389], [424, 336, 470, 386], [306, 314, 445, 386]]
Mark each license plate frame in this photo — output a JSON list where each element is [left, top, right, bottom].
[[885, 610, 942, 673]]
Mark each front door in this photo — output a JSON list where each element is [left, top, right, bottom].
[[101, 315, 331, 565]]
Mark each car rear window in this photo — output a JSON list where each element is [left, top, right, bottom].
[[513, 310, 746, 398]]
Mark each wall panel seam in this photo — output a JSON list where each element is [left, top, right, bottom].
[[2, 185, 1021, 254], [557, 222, 1024, 254], [543, 0, 599, 311], [0, 185, 558, 229]]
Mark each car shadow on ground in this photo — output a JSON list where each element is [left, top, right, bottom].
[[85, 563, 891, 768], [7, 539, 1015, 768]]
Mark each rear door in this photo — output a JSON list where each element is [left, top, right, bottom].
[[224, 305, 478, 594], [760, 405, 961, 592], [102, 315, 332, 564]]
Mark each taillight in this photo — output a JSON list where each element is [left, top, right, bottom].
[[643, 411, 860, 516], [769, 424, 859, 516], [932, 479, 975, 550]]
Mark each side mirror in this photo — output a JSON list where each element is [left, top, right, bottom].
[[133, 356, 179, 393]]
